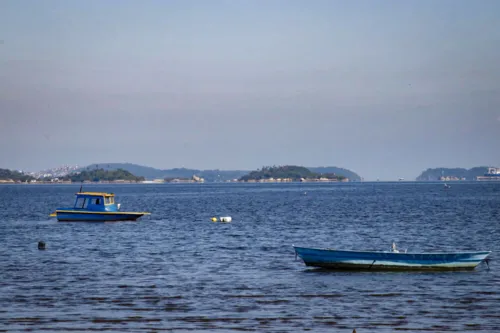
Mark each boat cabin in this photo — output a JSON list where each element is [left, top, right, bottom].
[[73, 192, 120, 212]]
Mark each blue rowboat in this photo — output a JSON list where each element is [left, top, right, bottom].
[[49, 191, 150, 222], [293, 245, 492, 271]]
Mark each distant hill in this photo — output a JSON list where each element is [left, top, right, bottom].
[[416, 167, 490, 181], [0, 168, 34, 182], [63, 168, 144, 182], [308, 166, 361, 181], [239, 165, 348, 182], [81, 163, 249, 182]]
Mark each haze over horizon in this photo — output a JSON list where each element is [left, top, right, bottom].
[[1, 0, 499, 180]]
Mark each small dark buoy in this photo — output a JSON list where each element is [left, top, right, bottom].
[[353, 329, 357, 333], [38, 241, 46, 250]]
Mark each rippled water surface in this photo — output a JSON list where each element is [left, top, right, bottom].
[[1, 182, 499, 332]]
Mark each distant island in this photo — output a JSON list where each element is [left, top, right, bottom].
[[60, 168, 145, 183], [239, 165, 349, 182], [416, 167, 491, 181]]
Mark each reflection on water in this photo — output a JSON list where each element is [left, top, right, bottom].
[[0, 182, 499, 332]]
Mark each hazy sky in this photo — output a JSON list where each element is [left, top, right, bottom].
[[1, 0, 499, 180]]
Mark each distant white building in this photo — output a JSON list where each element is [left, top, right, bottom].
[[486, 167, 500, 175]]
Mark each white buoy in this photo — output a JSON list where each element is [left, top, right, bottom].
[[219, 216, 232, 223]]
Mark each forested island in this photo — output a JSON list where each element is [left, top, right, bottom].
[[61, 168, 145, 182], [239, 165, 348, 182], [416, 167, 490, 181], [0, 168, 34, 183]]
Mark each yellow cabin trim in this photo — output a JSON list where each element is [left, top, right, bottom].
[[76, 192, 115, 197]]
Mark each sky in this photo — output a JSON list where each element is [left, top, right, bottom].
[[1, 0, 499, 180]]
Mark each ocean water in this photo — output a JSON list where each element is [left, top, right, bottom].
[[0, 182, 499, 333]]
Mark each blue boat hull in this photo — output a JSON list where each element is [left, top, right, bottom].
[[293, 246, 491, 271], [55, 211, 147, 222]]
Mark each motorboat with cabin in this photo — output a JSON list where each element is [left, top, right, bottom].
[[50, 191, 150, 222]]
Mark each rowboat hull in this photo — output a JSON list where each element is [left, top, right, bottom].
[[54, 210, 149, 222], [293, 246, 491, 271]]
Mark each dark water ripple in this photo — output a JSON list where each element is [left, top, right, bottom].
[[0, 182, 499, 332]]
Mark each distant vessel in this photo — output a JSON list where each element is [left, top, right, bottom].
[[476, 167, 500, 181]]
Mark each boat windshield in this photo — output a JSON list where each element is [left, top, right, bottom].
[[105, 197, 114, 205], [75, 197, 89, 209]]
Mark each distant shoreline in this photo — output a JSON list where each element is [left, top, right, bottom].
[[1, 179, 499, 185]]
